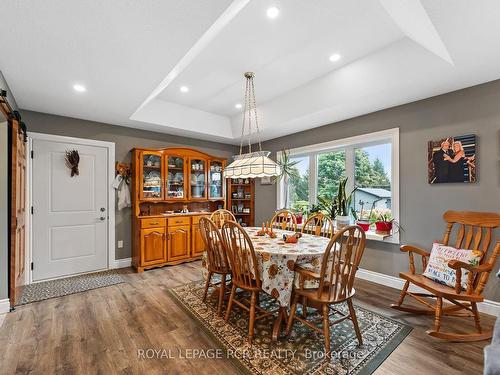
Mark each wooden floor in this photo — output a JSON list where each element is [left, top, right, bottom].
[[0, 261, 495, 374]]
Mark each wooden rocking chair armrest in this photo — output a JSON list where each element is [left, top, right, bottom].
[[400, 245, 430, 274], [447, 260, 492, 274], [447, 261, 492, 294], [400, 245, 430, 257]]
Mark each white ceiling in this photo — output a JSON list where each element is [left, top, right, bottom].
[[2, 0, 500, 144]]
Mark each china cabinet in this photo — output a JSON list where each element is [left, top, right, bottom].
[[131, 147, 226, 272], [226, 178, 255, 227]]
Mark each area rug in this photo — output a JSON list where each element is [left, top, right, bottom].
[[167, 281, 412, 375], [18, 270, 124, 305]]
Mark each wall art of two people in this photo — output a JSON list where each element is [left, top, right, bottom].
[[428, 135, 476, 184]]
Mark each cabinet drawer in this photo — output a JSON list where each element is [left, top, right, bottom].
[[167, 216, 191, 226], [192, 215, 210, 225], [141, 218, 166, 228]]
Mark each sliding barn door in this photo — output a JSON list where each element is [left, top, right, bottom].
[[9, 119, 27, 307]]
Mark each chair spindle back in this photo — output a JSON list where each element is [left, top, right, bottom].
[[221, 221, 261, 290], [301, 212, 334, 238], [199, 217, 230, 274], [442, 211, 500, 294], [317, 225, 366, 301], [210, 209, 236, 229], [271, 209, 297, 232]]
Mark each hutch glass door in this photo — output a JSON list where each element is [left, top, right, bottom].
[[208, 160, 223, 199], [189, 159, 206, 199], [166, 155, 185, 199], [141, 151, 163, 200]]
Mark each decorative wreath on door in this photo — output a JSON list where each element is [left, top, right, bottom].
[[65, 149, 80, 177]]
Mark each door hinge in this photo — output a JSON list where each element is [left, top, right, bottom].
[[30, 262, 34, 270], [30, 150, 34, 159], [31, 206, 34, 215]]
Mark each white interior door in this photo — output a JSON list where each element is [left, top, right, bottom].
[[32, 138, 109, 281]]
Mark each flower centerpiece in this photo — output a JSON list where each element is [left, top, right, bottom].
[[370, 208, 402, 234]]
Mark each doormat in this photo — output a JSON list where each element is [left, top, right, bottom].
[[17, 270, 124, 306]]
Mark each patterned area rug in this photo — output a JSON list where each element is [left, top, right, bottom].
[[18, 270, 124, 305], [168, 281, 412, 375]]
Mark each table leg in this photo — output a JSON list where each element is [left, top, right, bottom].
[[272, 306, 288, 341]]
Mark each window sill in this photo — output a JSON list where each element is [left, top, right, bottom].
[[296, 223, 399, 244]]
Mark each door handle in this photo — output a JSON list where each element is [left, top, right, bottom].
[[99, 216, 106, 221]]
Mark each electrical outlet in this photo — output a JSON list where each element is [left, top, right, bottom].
[[117, 240, 124, 248]]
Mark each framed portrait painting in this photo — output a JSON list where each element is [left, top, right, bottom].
[[428, 134, 476, 184]]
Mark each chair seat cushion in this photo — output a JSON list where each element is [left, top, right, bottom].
[[422, 242, 482, 289]]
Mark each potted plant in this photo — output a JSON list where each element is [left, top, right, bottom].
[[370, 208, 403, 234], [292, 200, 309, 224], [352, 205, 371, 232], [334, 177, 356, 228], [274, 149, 300, 209], [317, 195, 337, 221]]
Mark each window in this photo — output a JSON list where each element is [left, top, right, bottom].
[[277, 128, 399, 242], [317, 150, 346, 201], [287, 156, 309, 212], [353, 143, 392, 215]]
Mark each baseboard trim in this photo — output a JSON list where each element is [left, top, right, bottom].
[[0, 299, 10, 315], [113, 258, 132, 269], [356, 268, 499, 317]]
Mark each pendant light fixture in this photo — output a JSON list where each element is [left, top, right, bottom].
[[224, 72, 281, 179]]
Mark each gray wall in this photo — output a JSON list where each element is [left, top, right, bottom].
[[0, 71, 18, 300], [255, 79, 500, 302], [22, 110, 238, 260]]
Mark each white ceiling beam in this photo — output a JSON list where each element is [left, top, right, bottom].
[[379, 0, 454, 65], [131, 0, 250, 118]]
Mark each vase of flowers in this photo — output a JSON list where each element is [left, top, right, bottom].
[[370, 208, 402, 234]]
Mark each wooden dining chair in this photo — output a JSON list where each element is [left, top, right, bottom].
[[301, 212, 335, 239], [199, 217, 232, 316], [221, 221, 274, 344], [270, 209, 297, 231], [286, 225, 366, 353], [210, 209, 236, 229], [391, 210, 500, 341]]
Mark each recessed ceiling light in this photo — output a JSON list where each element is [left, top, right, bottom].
[[235, 103, 242, 109], [180, 86, 189, 93], [266, 7, 279, 19], [73, 84, 86, 93], [329, 53, 341, 62]]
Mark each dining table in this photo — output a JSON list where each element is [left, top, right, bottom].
[[202, 226, 332, 340]]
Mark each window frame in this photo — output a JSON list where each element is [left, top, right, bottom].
[[277, 128, 399, 243]]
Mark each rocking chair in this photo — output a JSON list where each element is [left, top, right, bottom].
[[391, 210, 500, 341]]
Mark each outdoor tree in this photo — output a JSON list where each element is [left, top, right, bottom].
[[287, 149, 390, 211]]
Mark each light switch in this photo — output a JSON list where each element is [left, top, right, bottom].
[[117, 240, 124, 248]]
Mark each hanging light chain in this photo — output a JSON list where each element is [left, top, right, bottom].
[[250, 75, 263, 152], [238, 72, 263, 156], [238, 76, 249, 156]]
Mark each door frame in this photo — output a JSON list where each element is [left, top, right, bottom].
[[27, 132, 115, 284]]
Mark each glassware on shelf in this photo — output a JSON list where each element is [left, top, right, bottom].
[[190, 159, 206, 198], [209, 160, 223, 199], [167, 156, 185, 198], [142, 153, 162, 199]]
